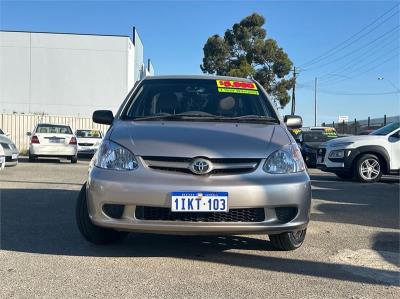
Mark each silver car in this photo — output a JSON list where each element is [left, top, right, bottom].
[[76, 76, 311, 251], [0, 133, 19, 166]]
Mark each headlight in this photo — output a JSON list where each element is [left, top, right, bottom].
[[330, 142, 353, 148], [94, 140, 138, 171], [329, 150, 345, 159], [264, 144, 306, 174]]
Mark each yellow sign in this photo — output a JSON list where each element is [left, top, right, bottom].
[[216, 80, 259, 95]]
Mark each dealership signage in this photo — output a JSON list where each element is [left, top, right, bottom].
[[338, 116, 349, 123]]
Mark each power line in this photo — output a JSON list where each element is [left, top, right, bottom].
[[317, 32, 398, 82], [300, 4, 399, 68], [320, 52, 399, 86], [299, 85, 399, 96], [303, 25, 400, 71], [316, 90, 399, 96]]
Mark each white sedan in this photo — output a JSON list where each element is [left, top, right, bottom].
[[28, 123, 78, 163], [75, 129, 103, 155]]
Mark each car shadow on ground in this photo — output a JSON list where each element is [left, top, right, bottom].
[[1, 188, 398, 286], [309, 174, 399, 230], [18, 157, 72, 164], [372, 231, 400, 266]]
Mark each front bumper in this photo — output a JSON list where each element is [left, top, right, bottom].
[[86, 162, 311, 235], [77, 145, 99, 154], [316, 147, 355, 173]]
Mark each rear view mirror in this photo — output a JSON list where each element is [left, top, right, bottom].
[[93, 110, 114, 125], [284, 115, 302, 129]]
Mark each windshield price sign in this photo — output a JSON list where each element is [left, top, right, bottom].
[[216, 80, 259, 95]]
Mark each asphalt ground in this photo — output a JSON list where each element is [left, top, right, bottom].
[[0, 158, 399, 298]]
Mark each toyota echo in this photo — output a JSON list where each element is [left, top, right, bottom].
[[76, 75, 312, 251]]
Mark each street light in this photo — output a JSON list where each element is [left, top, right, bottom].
[[377, 77, 400, 93]]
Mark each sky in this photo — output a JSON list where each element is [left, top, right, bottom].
[[0, 0, 399, 126]]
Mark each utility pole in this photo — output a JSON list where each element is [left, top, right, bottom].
[[314, 77, 318, 126], [291, 66, 297, 115]]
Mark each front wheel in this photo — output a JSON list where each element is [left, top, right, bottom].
[[28, 151, 37, 162], [70, 155, 78, 164], [76, 183, 128, 244], [269, 229, 307, 251], [354, 154, 382, 183]]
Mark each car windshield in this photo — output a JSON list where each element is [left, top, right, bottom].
[[122, 79, 279, 123], [0, 129, 4, 135], [370, 122, 400, 135], [302, 131, 338, 142], [36, 124, 72, 134], [76, 130, 102, 138]]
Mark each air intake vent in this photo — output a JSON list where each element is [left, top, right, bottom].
[[135, 207, 265, 222]]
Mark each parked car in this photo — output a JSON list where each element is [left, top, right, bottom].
[[0, 144, 5, 170], [0, 134, 19, 166], [76, 75, 311, 251], [27, 123, 78, 163], [317, 122, 400, 182], [75, 129, 103, 155], [298, 128, 339, 168]]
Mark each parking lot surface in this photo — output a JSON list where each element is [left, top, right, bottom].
[[0, 159, 399, 298]]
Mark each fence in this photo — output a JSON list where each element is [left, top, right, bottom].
[[321, 115, 399, 135], [1, 113, 109, 153]]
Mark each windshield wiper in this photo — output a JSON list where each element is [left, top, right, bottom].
[[132, 114, 217, 121], [222, 115, 280, 123]]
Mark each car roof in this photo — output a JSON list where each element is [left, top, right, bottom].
[[36, 123, 71, 127], [76, 128, 101, 131], [143, 75, 254, 82]]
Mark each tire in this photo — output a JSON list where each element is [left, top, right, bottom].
[[28, 151, 37, 162], [335, 172, 353, 180], [269, 229, 307, 251], [76, 183, 128, 244], [354, 154, 382, 183], [70, 155, 78, 164]]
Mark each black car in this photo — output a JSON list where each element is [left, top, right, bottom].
[[297, 130, 339, 167]]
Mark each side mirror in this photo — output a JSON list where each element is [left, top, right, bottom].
[[26, 132, 31, 136], [93, 110, 114, 125], [284, 115, 302, 129]]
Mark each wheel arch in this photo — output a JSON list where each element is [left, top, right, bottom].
[[349, 146, 390, 174]]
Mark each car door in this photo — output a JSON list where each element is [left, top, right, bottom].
[[388, 130, 400, 170]]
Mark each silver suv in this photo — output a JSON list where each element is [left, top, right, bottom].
[[76, 76, 311, 251]]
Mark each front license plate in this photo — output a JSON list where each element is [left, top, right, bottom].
[[171, 192, 228, 212], [11, 153, 18, 160]]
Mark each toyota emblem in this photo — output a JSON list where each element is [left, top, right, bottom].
[[190, 158, 213, 175]]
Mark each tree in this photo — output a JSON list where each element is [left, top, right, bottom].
[[201, 13, 294, 108]]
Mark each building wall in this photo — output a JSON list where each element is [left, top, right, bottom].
[[1, 113, 109, 152], [0, 31, 139, 116]]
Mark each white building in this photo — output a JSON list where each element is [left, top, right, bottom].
[[0, 28, 154, 116]]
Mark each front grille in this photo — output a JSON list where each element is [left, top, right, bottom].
[[141, 156, 260, 175], [5, 156, 17, 162], [275, 207, 298, 223], [135, 206, 265, 222], [78, 143, 94, 146]]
